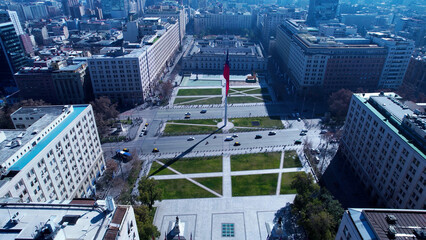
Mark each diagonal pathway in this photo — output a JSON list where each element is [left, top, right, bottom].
[[222, 155, 232, 198], [153, 160, 223, 197], [276, 149, 285, 195]]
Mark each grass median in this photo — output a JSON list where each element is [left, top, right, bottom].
[[231, 152, 281, 171], [177, 88, 222, 96], [232, 174, 278, 196], [283, 150, 302, 168], [163, 123, 220, 136]]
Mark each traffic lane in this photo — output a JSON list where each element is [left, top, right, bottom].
[[140, 129, 303, 154]]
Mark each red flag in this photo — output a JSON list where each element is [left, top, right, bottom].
[[223, 50, 230, 96]]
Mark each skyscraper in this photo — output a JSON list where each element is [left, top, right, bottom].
[[0, 22, 27, 93], [307, 0, 339, 26], [101, 0, 129, 18]]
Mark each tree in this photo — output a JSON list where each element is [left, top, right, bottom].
[[138, 177, 162, 209], [134, 205, 160, 240], [328, 89, 353, 120], [89, 96, 119, 135]]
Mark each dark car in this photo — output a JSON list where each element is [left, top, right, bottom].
[[294, 140, 302, 145], [255, 135, 262, 139], [200, 109, 207, 113], [268, 131, 276, 136]]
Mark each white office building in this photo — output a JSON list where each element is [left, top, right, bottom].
[[367, 32, 415, 89], [0, 197, 139, 240], [88, 18, 180, 105], [0, 105, 105, 202], [340, 92, 425, 209]]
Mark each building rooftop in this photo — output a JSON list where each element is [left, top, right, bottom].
[[348, 208, 426, 240], [0, 198, 131, 240]]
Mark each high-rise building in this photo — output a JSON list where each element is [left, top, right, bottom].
[[335, 208, 426, 240], [0, 22, 27, 92], [0, 198, 139, 240], [340, 92, 425, 209], [306, 0, 339, 26], [88, 17, 180, 105], [0, 10, 24, 36], [0, 104, 105, 202]]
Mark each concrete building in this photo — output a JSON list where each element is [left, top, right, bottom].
[[276, 20, 413, 92], [318, 22, 357, 37], [0, 10, 24, 35], [182, 35, 266, 73], [402, 55, 426, 96], [340, 92, 425, 209], [88, 18, 180, 105], [306, 0, 339, 26], [53, 62, 89, 104], [0, 104, 105, 202], [367, 32, 414, 89], [0, 197, 139, 240], [193, 11, 252, 34], [335, 208, 426, 240]]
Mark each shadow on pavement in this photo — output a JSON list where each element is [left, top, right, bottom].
[[148, 126, 225, 177], [320, 149, 376, 209]]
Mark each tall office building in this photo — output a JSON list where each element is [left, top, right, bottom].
[[88, 17, 180, 105], [0, 104, 105, 202], [306, 0, 339, 26], [340, 92, 425, 209], [0, 22, 27, 92], [0, 10, 24, 36]]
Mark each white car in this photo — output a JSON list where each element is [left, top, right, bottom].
[[187, 137, 195, 141], [225, 136, 234, 141]]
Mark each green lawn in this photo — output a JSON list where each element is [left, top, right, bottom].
[[231, 152, 281, 171], [232, 174, 278, 196], [177, 88, 222, 96], [148, 162, 176, 176], [169, 119, 221, 125], [283, 150, 302, 168], [174, 97, 222, 105], [163, 123, 219, 135], [158, 178, 219, 199], [196, 177, 222, 195], [229, 88, 268, 95], [156, 156, 222, 174], [280, 172, 305, 194], [230, 116, 283, 128], [228, 96, 271, 104]]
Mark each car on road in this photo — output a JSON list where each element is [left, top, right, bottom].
[[152, 148, 159, 152], [200, 109, 207, 113], [300, 132, 306, 136], [145, 122, 149, 126], [294, 140, 302, 145], [232, 134, 238, 138], [320, 129, 328, 134], [268, 131, 276, 136], [187, 137, 195, 141], [297, 118, 302, 122], [225, 136, 234, 141], [143, 130, 148, 135], [255, 135, 262, 139], [301, 129, 308, 133], [234, 142, 241, 146], [139, 132, 144, 137], [184, 112, 191, 118]]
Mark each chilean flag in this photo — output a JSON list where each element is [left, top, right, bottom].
[[223, 50, 230, 96]]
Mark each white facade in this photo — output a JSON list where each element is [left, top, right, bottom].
[[0, 105, 105, 202], [340, 93, 425, 209], [368, 32, 414, 89], [88, 20, 180, 105], [0, 199, 139, 240]]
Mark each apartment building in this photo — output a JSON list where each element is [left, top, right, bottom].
[[276, 19, 412, 92], [0, 104, 105, 202], [335, 208, 426, 240], [0, 197, 139, 240], [182, 35, 266, 73], [340, 92, 425, 209], [88, 18, 180, 105], [52, 62, 89, 104]]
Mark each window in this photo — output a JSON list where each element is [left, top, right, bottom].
[[222, 223, 234, 237]]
